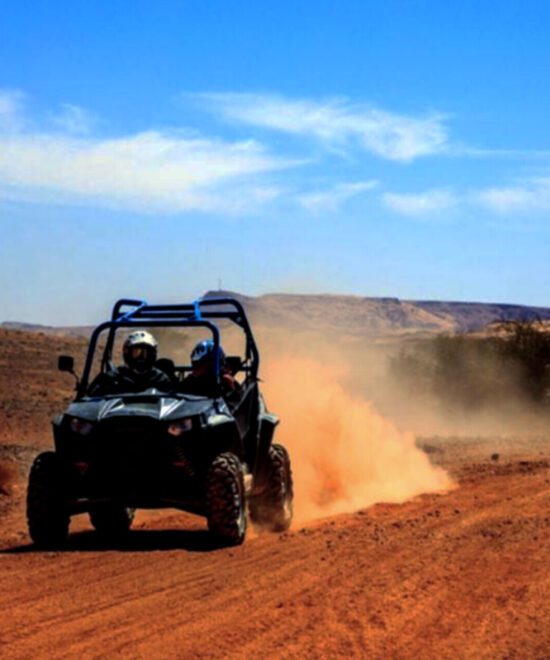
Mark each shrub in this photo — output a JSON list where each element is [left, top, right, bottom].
[[390, 320, 550, 410]]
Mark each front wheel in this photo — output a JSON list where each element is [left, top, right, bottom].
[[206, 452, 247, 546], [250, 443, 293, 532], [27, 452, 70, 548]]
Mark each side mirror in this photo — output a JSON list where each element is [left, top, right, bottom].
[[58, 355, 75, 372], [58, 355, 80, 392]]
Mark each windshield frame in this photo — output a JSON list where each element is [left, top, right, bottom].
[[79, 319, 220, 399], [77, 297, 260, 400]]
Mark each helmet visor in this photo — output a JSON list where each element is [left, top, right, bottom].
[[126, 344, 155, 373], [128, 346, 150, 361]]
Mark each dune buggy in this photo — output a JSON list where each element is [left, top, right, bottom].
[[27, 297, 293, 547]]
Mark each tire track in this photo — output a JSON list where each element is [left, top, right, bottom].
[[0, 460, 548, 658]]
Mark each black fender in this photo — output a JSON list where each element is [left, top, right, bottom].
[[253, 408, 279, 491], [204, 419, 243, 462], [52, 415, 67, 453]]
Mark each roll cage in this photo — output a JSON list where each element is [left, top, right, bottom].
[[78, 297, 259, 399]]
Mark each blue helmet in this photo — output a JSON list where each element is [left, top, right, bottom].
[[191, 339, 225, 369]]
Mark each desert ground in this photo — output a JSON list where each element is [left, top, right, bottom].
[[0, 327, 548, 658]]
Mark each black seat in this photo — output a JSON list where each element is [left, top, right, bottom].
[[225, 356, 243, 375], [155, 358, 176, 380]]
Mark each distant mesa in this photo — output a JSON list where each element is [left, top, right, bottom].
[[200, 290, 550, 337], [0, 321, 93, 338], [3, 292, 550, 339], [1, 321, 53, 332]]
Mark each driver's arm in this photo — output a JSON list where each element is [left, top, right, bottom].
[[87, 370, 119, 396]]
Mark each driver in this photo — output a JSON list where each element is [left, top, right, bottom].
[[88, 330, 172, 396]]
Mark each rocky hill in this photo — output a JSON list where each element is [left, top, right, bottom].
[[0, 321, 94, 338], [203, 291, 550, 337], [3, 292, 550, 338]]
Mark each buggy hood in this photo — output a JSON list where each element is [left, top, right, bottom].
[[65, 389, 225, 424]]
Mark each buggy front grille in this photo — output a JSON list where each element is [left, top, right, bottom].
[[95, 418, 169, 476]]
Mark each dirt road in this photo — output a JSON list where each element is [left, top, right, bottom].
[[0, 329, 548, 657], [1, 455, 548, 659]]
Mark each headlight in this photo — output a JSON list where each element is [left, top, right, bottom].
[[167, 418, 193, 436], [207, 413, 232, 427], [69, 417, 94, 436]]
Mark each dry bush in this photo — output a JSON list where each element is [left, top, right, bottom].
[[391, 320, 550, 412]]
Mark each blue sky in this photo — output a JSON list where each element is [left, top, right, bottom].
[[1, 1, 550, 324]]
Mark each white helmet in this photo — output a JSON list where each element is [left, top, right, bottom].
[[123, 331, 158, 374]]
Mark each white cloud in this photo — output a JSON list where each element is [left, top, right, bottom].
[[298, 180, 379, 212], [448, 145, 550, 160], [192, 93, 448, 162], [0, 90, 298, 214], [476, 178, 550, 213], [383, 189, 457, 216], [51, 103, 95, 135], [9, 89, 549, 219], [0, 89, 26, 131]]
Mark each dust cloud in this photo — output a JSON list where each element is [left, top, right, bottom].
[[262, 356, 452, 523]]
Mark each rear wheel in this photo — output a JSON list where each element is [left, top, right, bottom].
[[89, 505, 135, 540], [27, 452, 70, 547], [206, 452, 247, 546], [250, 443, 293, 532]]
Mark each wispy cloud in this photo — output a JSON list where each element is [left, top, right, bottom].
[[448, 145, 550, 160], [382, 189, 457, 216], [0, 89, 26, 132], [298, 180, 379, 212], [0, 90, 297, 214], [0, 132, 291, 213], [192, 93, 448, 162], [5, 89, 548, 219], [383, 178, 550, 217], [51, 103, 95, 135], [476, 178, 550, 214]]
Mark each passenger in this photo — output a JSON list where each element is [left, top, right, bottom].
[[180, 339, 238, 399], [88, 331, 172, 396]]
